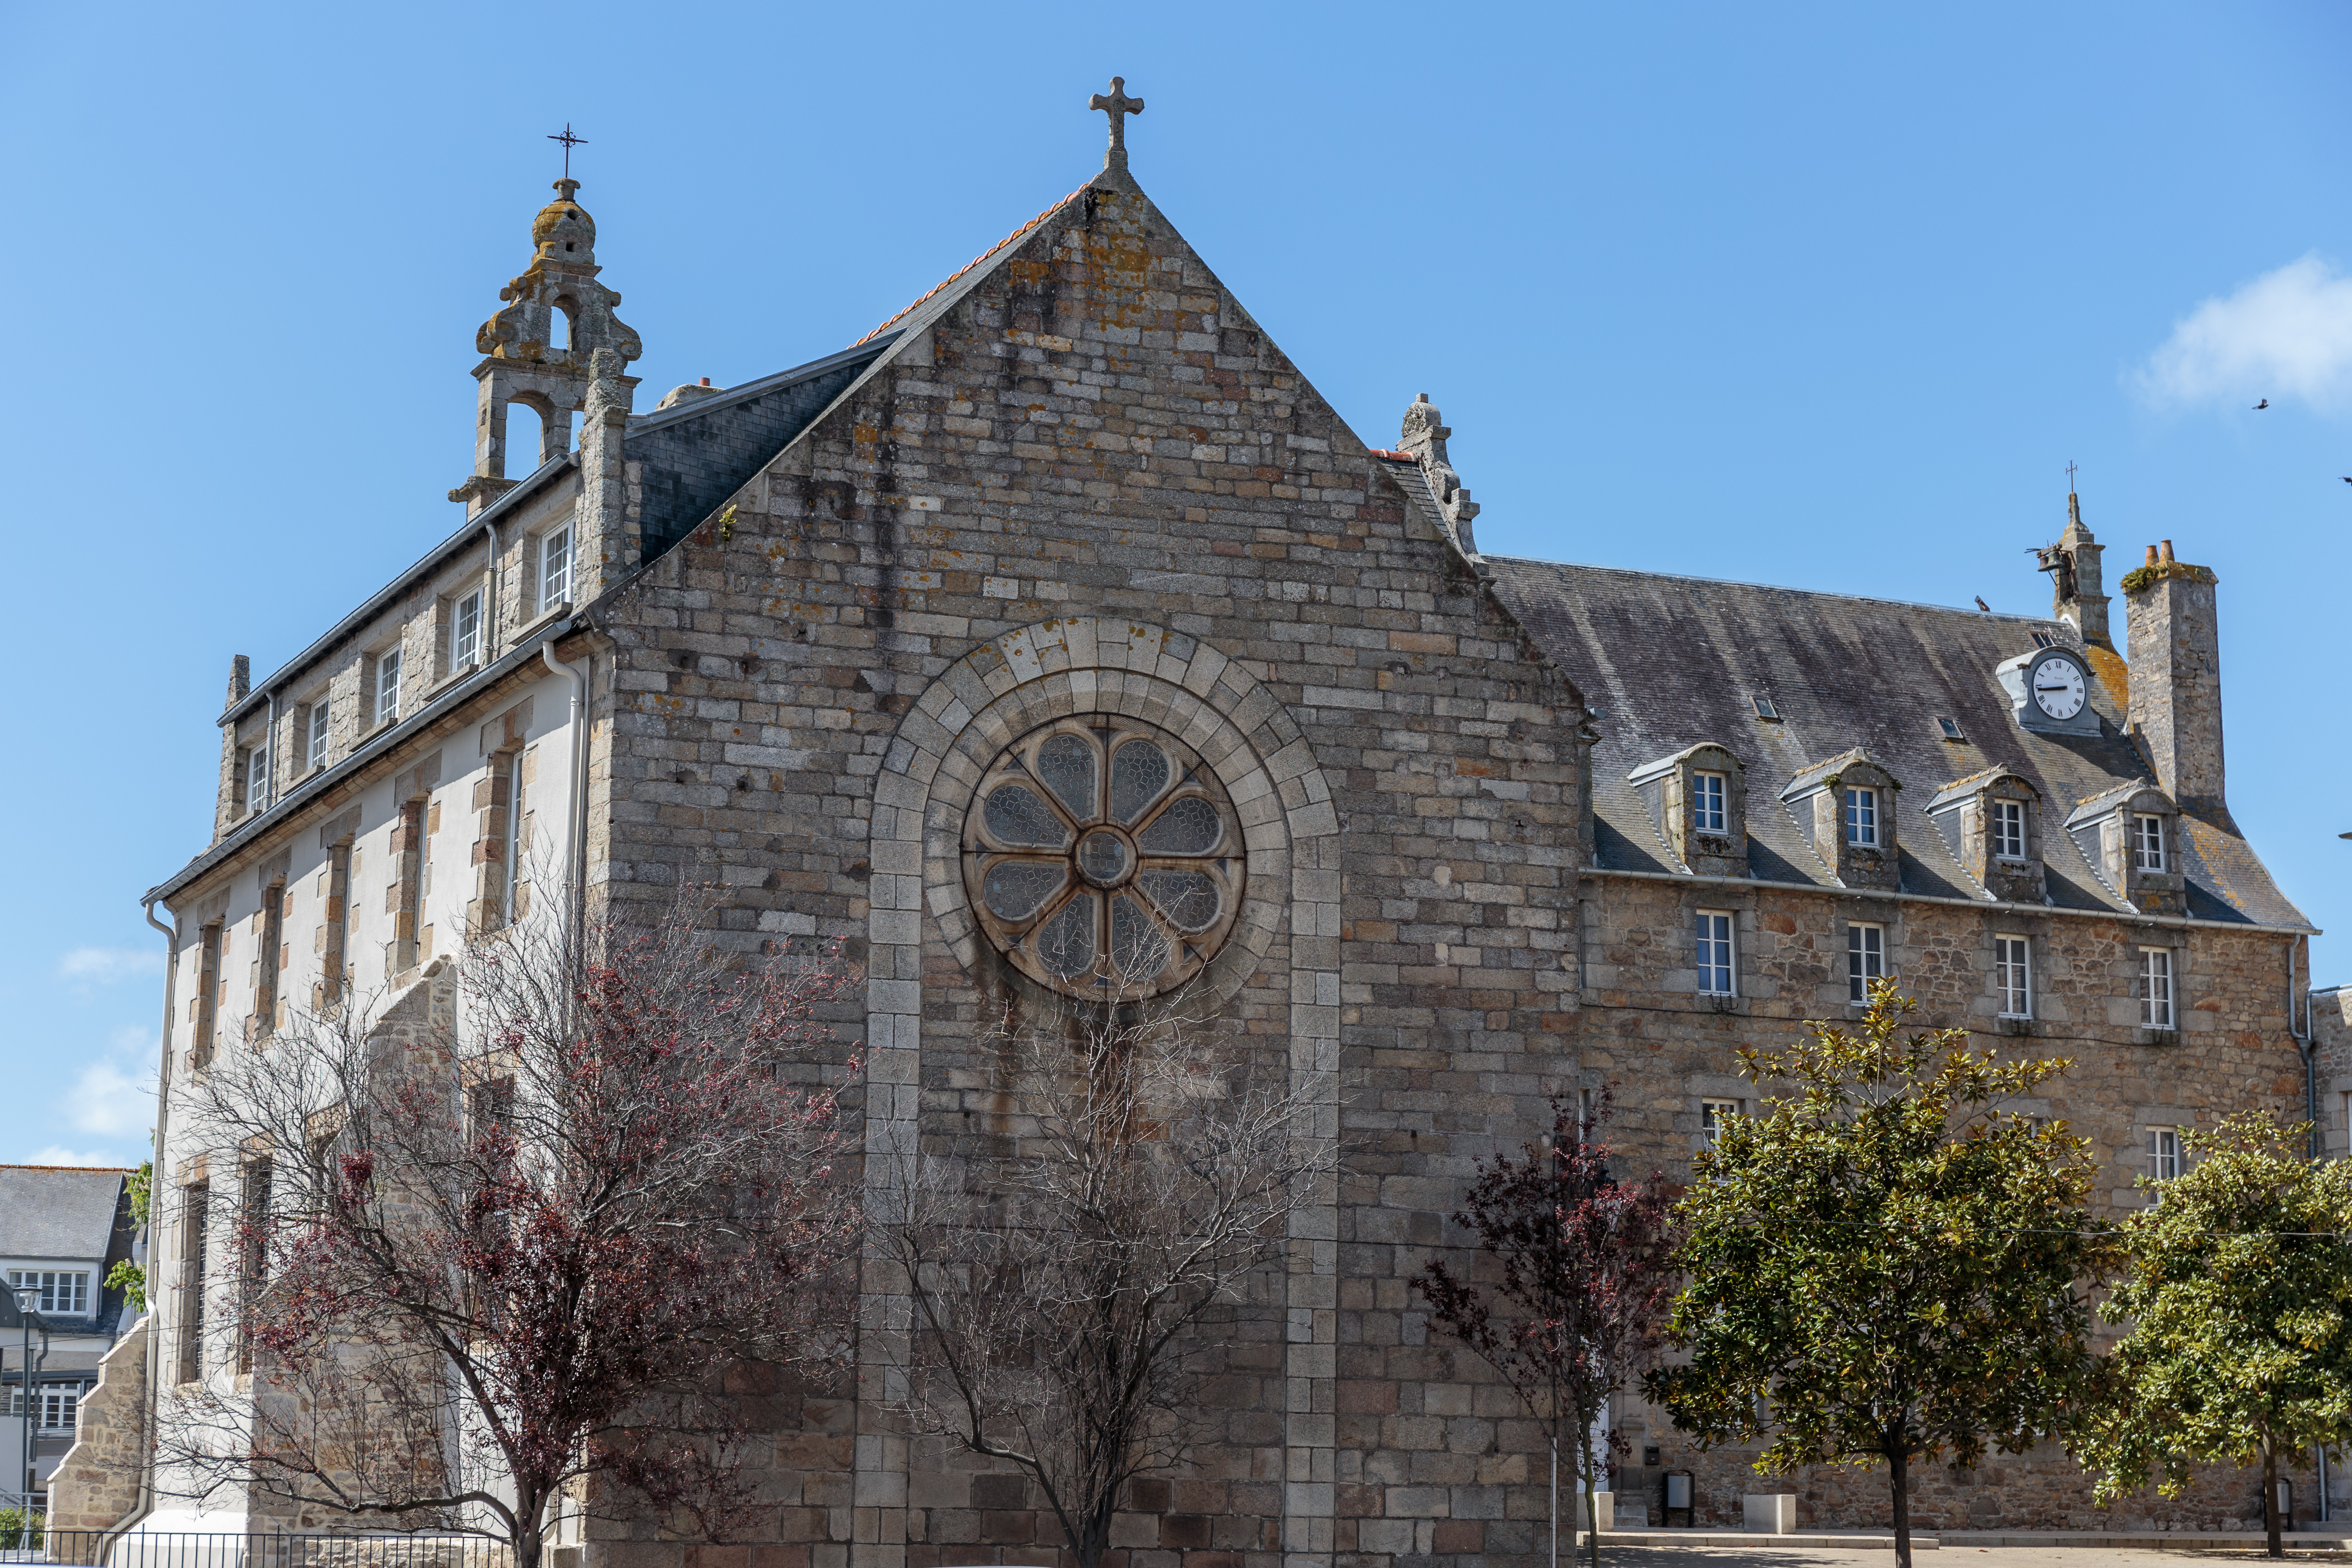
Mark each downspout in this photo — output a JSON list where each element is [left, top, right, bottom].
[[481, 518, 501, 658], [541, 636, 591, 957], [2291, 936, 2329, 1524], [106, 899, 178, 1546], [260, 691, 277, 809]]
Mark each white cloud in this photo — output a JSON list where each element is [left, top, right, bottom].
[[66, 1048, 158, 1140], [2135, 253, 2352, 412], [56, 946, 161, 986], [24, 1146, 129, 1169]]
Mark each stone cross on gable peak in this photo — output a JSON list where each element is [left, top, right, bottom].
[[1088, 76, 1144, 173]]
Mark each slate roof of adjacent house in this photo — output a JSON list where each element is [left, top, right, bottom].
[[0, 1167, 130, 1264], [1479, 557, 2310, 929]]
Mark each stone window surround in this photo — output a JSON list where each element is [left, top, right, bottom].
[[866, 616, 1341, 1565], [1627, 741, 1747, 873]]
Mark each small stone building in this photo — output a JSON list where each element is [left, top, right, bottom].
[[113, 87, 2328, 1558]]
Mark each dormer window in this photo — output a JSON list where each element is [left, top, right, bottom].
[[451, 588, 484, 669], [1845, 787, 1879, 847], [538, 525, 573, 612], [1991, 800, 2026, 861], [374, 648, 403, 728], [8, 1269, 87, 1315], [1692, 772, 1726, 835], [2133, 813, 2166, 873], [304, 698, 330, 772]]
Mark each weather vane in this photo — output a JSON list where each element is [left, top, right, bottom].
[[548, 124, 588, 181]]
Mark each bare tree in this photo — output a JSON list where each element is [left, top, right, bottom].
[[162, 885, 860, 1568], [877, 998, 1338, 1568]]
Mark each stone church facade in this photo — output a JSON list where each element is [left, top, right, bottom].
[[99, 89, 2335, 1560]]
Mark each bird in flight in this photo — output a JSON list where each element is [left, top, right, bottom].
[[1974, 596, 1991, 612], [2254, 398, 2270, 409]]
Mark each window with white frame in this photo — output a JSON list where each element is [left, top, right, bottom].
[[2147, 1125, 2182, 1183], [1991, 800, 2027, 861], [1847, 922, 1885, 1004], [246, 744, 269, 813], [2138, 946, 2175, 1028], [538, 525, 573, 614], [1845, 787, 1879, 846], [450, 588, 484, 670], [304, 698, 330, 772], [1691, 771, 1727, 835], [1701, 1099, 1742, 1148], [8, 1270, 88, 1315], [5, 1385, 80, 1433], [1696, 911, 1736, 996], [2132, 813, 2166, 873], [1995, 935, 2032, 1018], [373, 648, 402, 729]]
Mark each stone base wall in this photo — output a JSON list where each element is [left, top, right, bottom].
[[48, 1316, 148, 1547]]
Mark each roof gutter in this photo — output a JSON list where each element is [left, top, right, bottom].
[[1582, 863, 2320, 937], [148, 615, 584, 906], [108, 900, 175, 1544]]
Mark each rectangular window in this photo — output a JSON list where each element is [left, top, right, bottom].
[[31, 1385, 77, 1434], [247, 744, 269, 814], [538, 525, 573, 613], [1695, 911, 1735, 996], [450, 588, 483, 670], [6, 1271, 88, 1316], [2133, 813, 2166, 873], [304, 699, 330, 772], [1701, 1099, 1742, 1148], [1690, 771, 1727, 835], [2148, 1125, 2182, 1183], [2138, 946, 2174, 1028], [254, 880, 286, 1038], [237, 1158, 273, 1374], [1845, 787, 1879, 847], [1846, 922, 1885, 1004], [178, 1180, 210, 1384], [1995, 935, 2032, 1018], [1991, 800, 2026, 861], [373, 648, 403, 729], [193, 922, 223, 1070]]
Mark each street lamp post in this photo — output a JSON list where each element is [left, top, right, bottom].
[[8, 1286, 47, 1532]]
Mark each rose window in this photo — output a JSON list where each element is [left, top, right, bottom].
[[964, 718, 1244, 997]]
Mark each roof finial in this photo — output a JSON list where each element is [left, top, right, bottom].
[[547, 123, 588, 183], [1088, 77, 1145, 174], [2065, 459, 2078, 494]]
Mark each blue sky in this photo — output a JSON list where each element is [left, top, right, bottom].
[[4, 2, 2349, 1166]]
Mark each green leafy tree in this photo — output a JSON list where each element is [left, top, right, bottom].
[[105, 1159, 152, 1312], [1646, 983, 2116, 1568], [2074, 1113, 2352, 1560]]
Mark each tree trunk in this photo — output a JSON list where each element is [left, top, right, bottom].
[[1580, 1401, 1602, 1568], [2264, 1436, 2283, 1559], [1889, 1443, 1912, 1568]]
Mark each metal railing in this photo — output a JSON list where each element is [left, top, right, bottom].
[[20, 1534, 518, 1568]]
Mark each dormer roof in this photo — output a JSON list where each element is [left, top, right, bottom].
[[1627, 741, 1738, 790], [2065, 778, 2174, 829], [1780, 747, 1893, 803], [1926, 766, 2039, 815]]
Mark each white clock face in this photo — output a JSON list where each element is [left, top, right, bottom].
[[2032, 655, 2087, 720]]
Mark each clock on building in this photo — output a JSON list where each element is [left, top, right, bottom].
[[1996, 644, 2101, 736]]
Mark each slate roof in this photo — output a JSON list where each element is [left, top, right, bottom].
[[1479, 558, 2309, 929], [0, 1167, 129, 1265]]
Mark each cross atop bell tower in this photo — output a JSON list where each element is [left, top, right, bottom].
[[449, 162, 643, 515], [1088, 77, 1144, 175]]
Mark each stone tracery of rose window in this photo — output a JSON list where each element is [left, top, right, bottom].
[[963, 718, 1244, 997]]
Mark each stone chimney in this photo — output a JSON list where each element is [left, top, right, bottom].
[[226, 653, 250, 708], [2038, 492, 2111, 650], [2122, 539, 2225, 811]]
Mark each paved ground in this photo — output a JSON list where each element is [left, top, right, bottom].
[[1585, 1549, 2346, 1565]]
